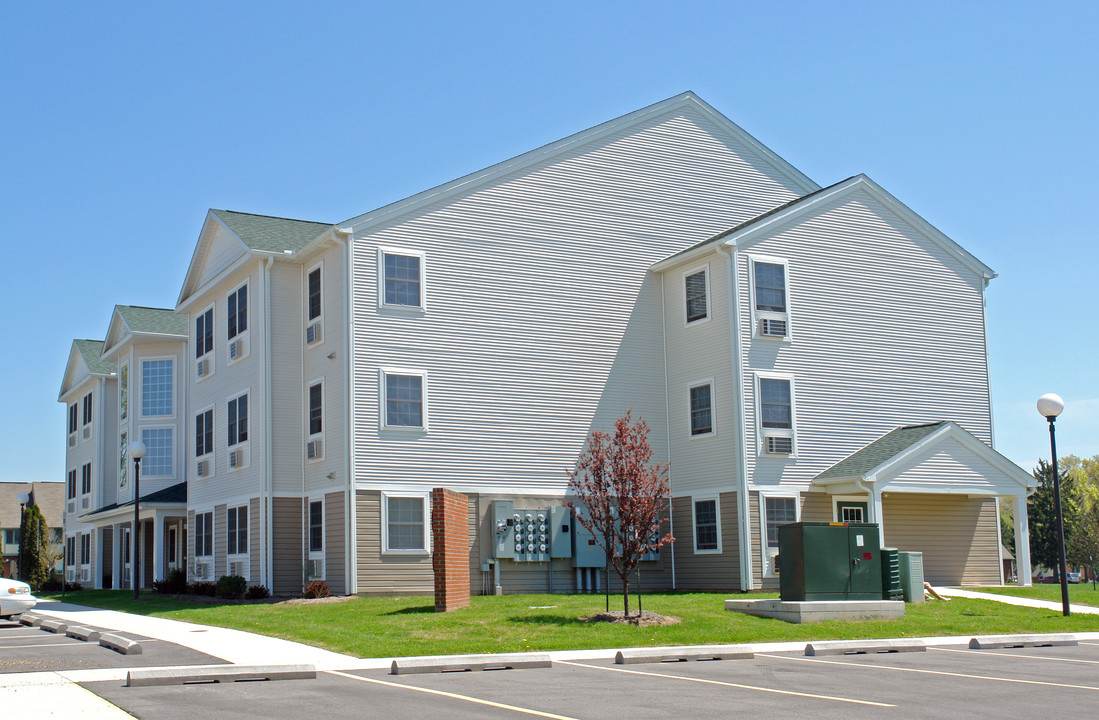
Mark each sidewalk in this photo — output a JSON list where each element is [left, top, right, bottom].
[[937, 586, 1099, 614]]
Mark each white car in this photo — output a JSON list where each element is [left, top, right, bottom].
[[0, 578, 37, 618]]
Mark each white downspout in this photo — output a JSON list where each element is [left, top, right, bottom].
[[719, 244, 754, 591], [338, 230, 356, 595], [264, 256, 275, 590], [854, 476, 884, 547], [301, 261, 308, 590]]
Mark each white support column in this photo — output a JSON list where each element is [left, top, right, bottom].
[[112, 525, 122, 589], [865, 482, 885, 547], [94, 528, 104, 589], [153, 512, 165, 583], [1014, 494, 1032, 586]]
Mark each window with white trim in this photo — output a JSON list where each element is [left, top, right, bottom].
[[82, 392, 93, 426], [68, 403, 78, 435], [81, 462, 91, 495], [228, 393, 248, 446], [141, 427, 173, 477], [141, 359, 174, 417], [692, 498, 720, 553], [195, 307, 214, 358], [761, 494, 799, 576], [67, 469, 76, 500], [684, 266, 709, 324], [227, 283, 247, 339], [382, 370, 426, 429], [308, 500, 323, 553], [378, 248, 425, 310], [750, 256, 791, 339], [307, 383, 322, 437], [689, 381, 714, 437], [227, 505, 248, 556], [79, 533, 90, 566], [195, 409, 213, 457], [195, 511, 213, 557], [382, 494, 428, 553], [307, 265, 322, 322], [756, 374, 795, 455]]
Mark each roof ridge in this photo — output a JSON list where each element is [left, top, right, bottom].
[[213, 208, 332, 226]]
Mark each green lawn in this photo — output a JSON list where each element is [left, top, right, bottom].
[[41, 589, 1099, 659], [975, 582, 1099, 607]]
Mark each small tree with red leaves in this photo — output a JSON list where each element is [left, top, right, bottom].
[[566, 410, 673, 617]]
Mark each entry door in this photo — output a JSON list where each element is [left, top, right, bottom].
[[836, 501, 868, 523]]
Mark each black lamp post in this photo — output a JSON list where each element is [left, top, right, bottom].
[[15, 492, 29, 581], [1037, 393, 1070, 617], [128, 441, 146, 601]]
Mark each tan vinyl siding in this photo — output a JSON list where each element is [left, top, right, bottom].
[[325, 491, 345, 595], [269, 262, 305, 496], [249, 497, 262, 583], [272, 497, 303, 595], [670, 492, 739, 591], [356, 490, 432, 594], [800, 492, 833, 522], [883, 493, 1000, 586], [213, 504, 227, 579]]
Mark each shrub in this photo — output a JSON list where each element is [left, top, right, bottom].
[[302, 580, 330, 599], [189, 581, 216, 596], [40, 576, 81, 592], [245, 584, 271, 600], [216, 575, 248, 599], [154, 568, 188, 595]]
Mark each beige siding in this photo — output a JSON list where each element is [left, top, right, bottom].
[[269, 262, 306, 496], [273, 497, 302, 595], [356, 490, 432, 594], [800, 492, 833, 522], [213, 504, 227, 579], [883, 493, 1000, 586], [325, 491, 346, 595], [249, 497, 262, 583], [670, 492, 739, 591]]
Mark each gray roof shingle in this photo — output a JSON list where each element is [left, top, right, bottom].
[[74, 339, 115, 376], [116, 305, 188, 337], [815, 422, 948, 480], [211, 209, 332, 254]]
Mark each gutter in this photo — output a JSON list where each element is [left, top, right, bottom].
[[335, 228, 356, 594]]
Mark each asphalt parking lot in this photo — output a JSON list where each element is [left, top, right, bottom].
[[75, 639, 1099, 720]]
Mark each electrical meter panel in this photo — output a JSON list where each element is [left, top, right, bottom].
[[492, 500, 559, 562]]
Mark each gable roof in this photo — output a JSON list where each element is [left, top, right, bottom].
[[60, 338, 115, 401], [650, 174, 996, 280], [816, 422, 948, 480], [115, 305, 188, 337], [333, 91, 820, 236], [74, 339, 114, 376], [210, 209, 332, 254]]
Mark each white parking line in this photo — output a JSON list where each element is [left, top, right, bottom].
[[758, 653, 1099, 691], [932, 647, 1099, 664], [325, 670, 580, 720], [0, 641, 86, 650], [555, 660, 894, 707]]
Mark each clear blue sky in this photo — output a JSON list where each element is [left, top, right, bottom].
[[3, 1, 1095, 485]]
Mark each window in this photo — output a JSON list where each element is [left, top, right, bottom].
[[195, 409, 213, 456], [765, 496, 797, 549], [693, 499, 719, 552], [52, 528, 63, 544], [119, 363, 129, 420], [378, 249, 425, 309], [227, 506, 248, 555], [68, 403, 78, 435], [168, 526, 177, 564], [227, 284, 247, 339], [307, 266, 322, 321], [79, 534, 90, 565], [119, 431, 127, 487], [228, 394, 248, 446], [82, 392, 92, 425], [66, 536, 75, 566], [141, 428, 173, 476], [141, 359, 174, 417], [754, 261, 786, 313], [684, 267, 708, 323], [4, 529, 19, 545], [195, 511, 213, 557], [384, 495, 427, 552], [195, 307, 214, 358], [67, 469, 76, 499], [81, 462, 91, 495], [309, 500, 323, 553], [382, 371, 426, 429], [689, 382, 713, 436], [760, 378, 792, 429], [307, 382, 323, 436]]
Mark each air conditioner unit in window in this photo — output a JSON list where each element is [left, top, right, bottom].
[[228, 560, 246, 578], [229, 450, 242, 468], [81, 497, 89, 510], [67, 501, 75, 514], [80, 568, 91, 582], [307, 440, 322, 460], [66, 568, 77, 582], [193, 562, 210, 580], [760, 318, 788, 338], [197, 358, 209, 377], [767, 553, 780, 575], [306, 322, 322, 344], [82, 426, 91, 440], [307, 559, 324, 580], [765, 436, 794, 455], [68, 435, 76, 448], [196, 460, 209, 478]]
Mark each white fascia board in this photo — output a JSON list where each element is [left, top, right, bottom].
[[650, 243, 724, 273], [356, 480, 572, 497], [339, 92, 819, 234], [290, 226, 344, 262], [176, 210, 253, 309], [722, 175, 996, 281]]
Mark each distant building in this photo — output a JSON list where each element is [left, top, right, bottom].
[[0, 481, 63, 578]]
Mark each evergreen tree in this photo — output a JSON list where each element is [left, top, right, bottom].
[[17, 504, 52, 592], [1029, 459, 1078, 580]]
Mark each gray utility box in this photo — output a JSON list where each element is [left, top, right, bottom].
[[571, 508, 607, 568], [898, 551, 925, 603], [779, 522, 883, 601]]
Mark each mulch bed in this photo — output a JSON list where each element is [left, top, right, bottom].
[[581, 610, 681, 626]]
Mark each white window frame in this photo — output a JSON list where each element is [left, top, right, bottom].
[[306, 262, 324, 346], [380, 368, 428, 431], [139, 356, 177, 420], [226, 280, 249, 338], [306, 378, 325, 463], [227, 390, 250, 448], [81, 391, 93, 442], [139, 425, 175, 479], [377, 247, 426, 312], [687, 377, 716, 439], [682, 263, 711, 326], [307, 498, 325, 558], [691, 496, 722, 554], [194, 510, 214, 560], [119, 362, 129, 422], [226, 504, 249, 560], [754, 372, 796, 457], [759, 491, 800, 578], [195, 303, 216, 379], [194, 405, 215, 479], [81, 462, 92, 497], [748, 254, 792, 340], [381, 492, 430, 555], [831, 495, 870, 523]]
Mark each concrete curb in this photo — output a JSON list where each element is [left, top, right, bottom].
[[969, 634, 1077, 649], [391, 653, 552, 675], [39, 619, 69, 634], [18, 613, 43, 627], [127, 664, 316, 687], [99, 633, 142, 655], [65, 626, 102, 642], [805, 638, 926, 656], [615, 644, 754, 664]]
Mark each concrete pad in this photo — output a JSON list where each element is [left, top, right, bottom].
[[805, 639, 926, 656], [65, 625, 102, 642], [99, 632, 142, 655], [390, 653, 552, 675], [726, 599, 905, 623], [127, 663, 317, 687], [39, 618, 69, 634], [615, 644, 754, 664], [968, 634, 1078, 649]]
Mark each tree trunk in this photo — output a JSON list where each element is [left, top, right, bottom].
[[621, 574, 631, 617]]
